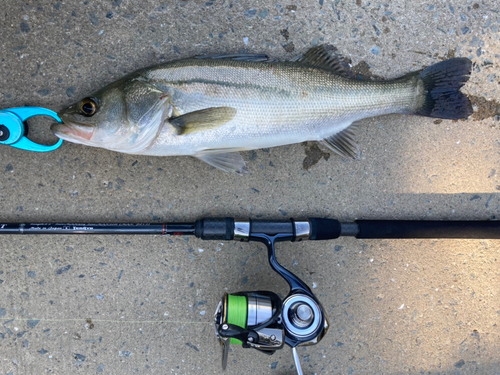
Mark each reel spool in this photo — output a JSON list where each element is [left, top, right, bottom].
[[214, 291, 285, 364], [214, 229, 329, 375]]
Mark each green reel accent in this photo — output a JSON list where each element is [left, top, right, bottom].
[[226, 294, 247, 345]]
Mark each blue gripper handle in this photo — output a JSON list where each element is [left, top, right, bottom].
[[0, 107, 63, 152]]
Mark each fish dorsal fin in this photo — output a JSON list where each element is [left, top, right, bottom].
[[196, 53, 275, 62], [195, 149, 248, 175], [295, 45, 352, 78], [320, 121, 361, 159], [170, 107, 237, 135]]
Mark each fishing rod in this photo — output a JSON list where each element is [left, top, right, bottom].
[[2, 217, 500, 374], [3, 218, 500, 238]]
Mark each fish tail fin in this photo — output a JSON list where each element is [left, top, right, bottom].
[[415, 58, 473, 120]]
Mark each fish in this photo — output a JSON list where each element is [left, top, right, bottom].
[[51, 45, 473, 174]]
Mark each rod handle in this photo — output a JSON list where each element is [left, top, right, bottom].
[[308, 218, 341, 240], [355, 220, 500, 239], [195, 218, 234, 240]]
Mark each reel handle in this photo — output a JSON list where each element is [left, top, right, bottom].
[[292, 347, 304, 375]]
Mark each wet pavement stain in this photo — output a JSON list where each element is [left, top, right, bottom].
[[302, 142, 330, 170], [282, 41, 295, 53], [351, 61, 383, 80], [468, 95, 500, 121]]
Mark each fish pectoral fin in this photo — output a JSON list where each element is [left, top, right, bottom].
[[170, 107, 237, 135], [293, 45, 352, 78], [195, 149, 248, 175], [320, 121, 361, 159]]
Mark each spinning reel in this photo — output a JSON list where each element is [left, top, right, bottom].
[[213, 220, 330, 374]]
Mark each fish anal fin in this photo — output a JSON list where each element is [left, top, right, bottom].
[[320, 121, 361, 159], [295, 45, 352, 78], [170, 107, 237, 135], [195, 149, 248, 175]]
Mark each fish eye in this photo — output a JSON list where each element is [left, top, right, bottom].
[[79, 98, 98, 116]]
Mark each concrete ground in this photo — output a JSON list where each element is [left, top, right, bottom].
[[1, 0, 500, 374]]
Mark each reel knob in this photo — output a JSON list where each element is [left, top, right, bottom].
[[293, 304, 314, 327]]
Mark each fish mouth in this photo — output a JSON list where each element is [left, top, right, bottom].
[[51, 121, 95, 143]]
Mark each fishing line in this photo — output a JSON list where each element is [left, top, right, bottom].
[[226, 294, 247, 344], [0, 317, 210, 325]]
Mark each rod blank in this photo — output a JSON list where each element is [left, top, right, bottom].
[[0, 223, 195, 236]]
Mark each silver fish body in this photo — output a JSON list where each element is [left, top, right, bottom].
[[144, 59, 420, 155], [52, 46, 472, 173]]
